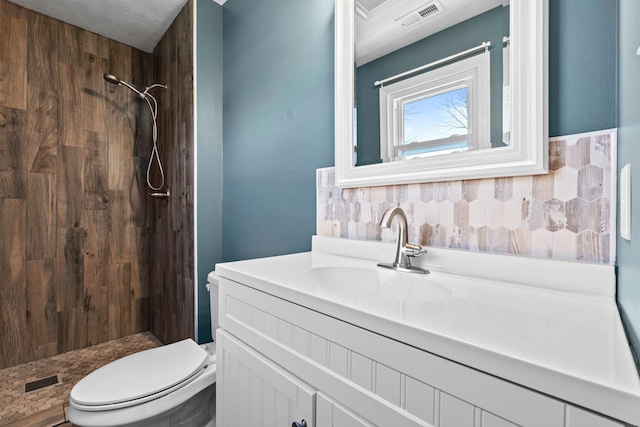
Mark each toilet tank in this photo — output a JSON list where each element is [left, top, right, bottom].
[[206, 272, 220, 337]]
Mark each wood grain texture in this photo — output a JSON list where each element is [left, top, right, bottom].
[[109, 190, 132, 263], [82, 29, 110, 59], [57, 308, 87, 354], [0, 198, 26, 292], [56, 227, 85, 312], [26, 258, 57, 356], [131, 226, 149, 299], [26, 85, 57, 173], [0, 107, 26, 198], [132, 296, 149, 335], [149, 0, 195, 345], [83, 209, 110, 288], [57, 61, 83, 147], [0, 0, 27, 19], [106, 112, 135, 191], [56, 145, 84, 228], [108, 263, 131, 340], [26, 173, 56, 260], [105, 40, 136, 189], [81, 53, 109, 135], [26, 12, 58, 88], [0, 13, 27, 110], [86, 285, 108, 346], [0, 0, 157, 368], [83, 131, 109, 210], [56, 20, 83, 67], [0, 289, 28, 368]]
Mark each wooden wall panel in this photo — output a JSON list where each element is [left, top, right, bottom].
[[0, 13, 27, 110], [106, 119, 134, 191], [0, 107, 26, 198], [56, 21, 83, 68], [82, 31, 110, 59], [149, 0, 195, 345], [26, 85, 57, 173], [108, 263, 132, 340], [0, 289, 28, 367], [86, 285, 108, 346], [26, 173, 56, 260], [26, 258, 57, 358], [131, 226, 149, 299], [57, 61, 84, 147], [56, 145, 84, 228], [83, 209, 110, 288], [56, 227, 85, 313], [81, 53, 110, 135], [83, 131, 109, 210], [0, 0, 152, 369], [0, 198, 26, 292], [57, 308, 87, 354], [109, 190, 132, 263], [26, 13, 57, 88], [0, 0, 27, 19]]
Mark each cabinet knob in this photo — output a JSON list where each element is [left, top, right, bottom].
[[292, 420, 307, 427]]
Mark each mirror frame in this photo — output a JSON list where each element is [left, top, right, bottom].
[[335, 0, 549, 188]]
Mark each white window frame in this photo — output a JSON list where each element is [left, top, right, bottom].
[[379, 52, 491, 162]]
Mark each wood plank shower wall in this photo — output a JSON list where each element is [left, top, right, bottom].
[[0, 0, 154, 368], [149, 1, 196, 345]]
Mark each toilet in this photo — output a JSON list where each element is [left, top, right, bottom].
[[67, 279, 220, 427]]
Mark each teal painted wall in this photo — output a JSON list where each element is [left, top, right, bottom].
[[202, 0, 624, 351], [548, 0, 617, 137], [356, 6, 509, 166], [196, 0, 223, 343], [221, 0, 334, 262], [618, 0, 640, 367], [217, 0, 616, 259]]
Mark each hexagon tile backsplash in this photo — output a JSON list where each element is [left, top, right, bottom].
[[317, 129, 616, 264]]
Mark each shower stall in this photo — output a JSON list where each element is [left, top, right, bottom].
[[0, 0, 198, 371]]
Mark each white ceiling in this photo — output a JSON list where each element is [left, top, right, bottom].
[[9, 0, 497, 60], [356, 0, 505, 66], [7, 0, 198, 53]]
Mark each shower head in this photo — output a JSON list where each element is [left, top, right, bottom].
[[103, 73, 146, 99], [103, 73, 122, 85]]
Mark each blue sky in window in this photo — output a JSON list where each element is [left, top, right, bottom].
[[403, 87, 469, 144]]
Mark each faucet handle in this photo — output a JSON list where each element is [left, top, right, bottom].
[[404, 243, 427, 258]]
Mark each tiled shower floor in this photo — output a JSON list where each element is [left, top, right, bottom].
[[0, 332, 162, 426]]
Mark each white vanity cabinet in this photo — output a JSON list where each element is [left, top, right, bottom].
[[217, 330, 315, 426], [216, 276, 628, 427], [217, 330, 396, 427]]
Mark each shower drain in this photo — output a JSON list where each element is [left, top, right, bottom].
[[23, 374, 61, 393]]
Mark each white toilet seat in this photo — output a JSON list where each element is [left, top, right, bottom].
[[70, 339, 209, 412]]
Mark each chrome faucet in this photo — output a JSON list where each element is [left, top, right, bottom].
[[377, 207, 429, 274]]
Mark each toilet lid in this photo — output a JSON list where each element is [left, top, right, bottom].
[[70, 339, 208, 408]]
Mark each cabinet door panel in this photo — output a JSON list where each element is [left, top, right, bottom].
[[316, 392, 376, 427], [405, 377, 435, 424], [217, 330, 316, 427], [482, 411, 519, 427], [440, 393, 475, 427], [316, 391, 433, 427]]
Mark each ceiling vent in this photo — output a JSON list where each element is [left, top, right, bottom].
[[356, 0, 389, 19], [396, 0, 445, 28]]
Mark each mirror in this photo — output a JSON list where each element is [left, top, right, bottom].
[[335, 0, 548, 188]]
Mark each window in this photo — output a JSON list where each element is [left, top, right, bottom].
[[379, 52, 491, 162]]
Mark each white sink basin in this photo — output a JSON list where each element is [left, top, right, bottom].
[[301, 266, 452, 303]]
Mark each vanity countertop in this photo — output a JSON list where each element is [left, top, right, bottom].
[[213, 236, 640, 425]]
